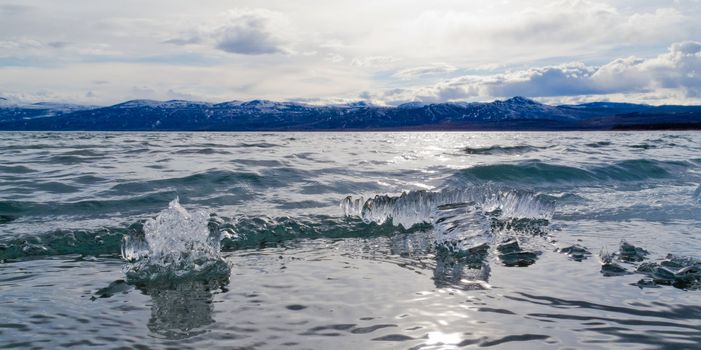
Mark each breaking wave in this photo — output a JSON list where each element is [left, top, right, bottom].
[[0, 213, 424, 261], [341, 186, 555, 270], [341, 186, 555, 228], [0, 226, 127, 261], [121, 198, 230, 285]]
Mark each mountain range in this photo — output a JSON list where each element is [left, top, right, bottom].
[[1, 96, 700, 131]]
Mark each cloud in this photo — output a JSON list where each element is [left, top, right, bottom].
[[1, 1, 699, 106], [591, 41, 701, 96], [393, 64, 457, 80], [0, 4, 32, 16], [351, 56, 401, 68], [163, 37, 201, 46], [325, 53, 344, 63], [212, 9, 287, 55], [366, 41, 701, 105], [0, 38, 42, 50], [47, 41, 69, 49], [402, 0, 690, 61], [166, 9, 290, 55]]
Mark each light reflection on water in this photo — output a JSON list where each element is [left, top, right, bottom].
[[0, 131, 701, 349]]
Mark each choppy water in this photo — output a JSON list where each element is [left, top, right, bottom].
[[1, 131, 701, 349]]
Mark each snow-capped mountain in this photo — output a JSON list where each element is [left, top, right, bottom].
[[1, 96, 699, 131], [0, 98, 94, 122]]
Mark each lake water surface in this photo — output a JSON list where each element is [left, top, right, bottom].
[[1, 132, 701, 349]]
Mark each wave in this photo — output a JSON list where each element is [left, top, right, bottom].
[[217, 216, 426, 252], [341, 186, 553, 268], [235, 142, 282, 148], [107, 170, 264, 194], [462, 145, 544, 155], [0, 226, 128, 261], [0, 214, 426, 261], [629, 144, 657, 150], [585, 141, 612, 148], [0, 165, 37, 174], [450, 159, 692, 185], [341, 186, 555, 228], [431, 202, 492, 251], [171, 148, 232, 155], [58, 149, 107, 157], [3, 196, 695, 292], [0, 192, 180, 218], [121, 198, 230, 285], [44, 154, 106, 165], [0, 170, 269, 219]]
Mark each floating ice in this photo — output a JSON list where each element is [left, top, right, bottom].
[[121, 198, 230, 284]]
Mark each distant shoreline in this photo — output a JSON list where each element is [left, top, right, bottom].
[[3, 97, 700, 132]]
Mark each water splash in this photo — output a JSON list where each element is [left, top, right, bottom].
[[432, 202, 492, 251], [121, 198, 230, 284], [342, 187, 553, 274], [341, 186, 554, 229]]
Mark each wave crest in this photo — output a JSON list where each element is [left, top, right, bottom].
[[341, 186, 554, 228], [462, 145, 544, 155], [450, 159, 691, 185], [121, 198, 230, 284]]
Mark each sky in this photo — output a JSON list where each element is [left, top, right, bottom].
[[0, 0, 700, 106]]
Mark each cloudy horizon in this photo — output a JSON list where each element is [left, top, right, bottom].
[[1, 0, 700, 106]]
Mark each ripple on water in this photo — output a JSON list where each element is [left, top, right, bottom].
[[1, 132, 701, 349]]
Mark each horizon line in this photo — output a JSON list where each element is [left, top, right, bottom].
[[4, 95, 701, 109]]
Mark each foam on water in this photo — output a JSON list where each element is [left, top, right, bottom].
[[121, 198, 230, 284]]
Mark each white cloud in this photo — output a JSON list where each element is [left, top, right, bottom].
[[0, 4, 32, 16], [0, 1, 700, 105], [0, 38, 42, 50], [393, 64, 457, 80], [166, 9, 291, 55], [592, 41, 701, 96], [365, 41, 701, 105], [0, 60, 373, 105], [388, 0, 690, 64], [210, 9, 289, 55], [351, 56, 401, 68], [325, 53, 344, 63]]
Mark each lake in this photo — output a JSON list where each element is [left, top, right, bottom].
[[1, 131, 700, 349]]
